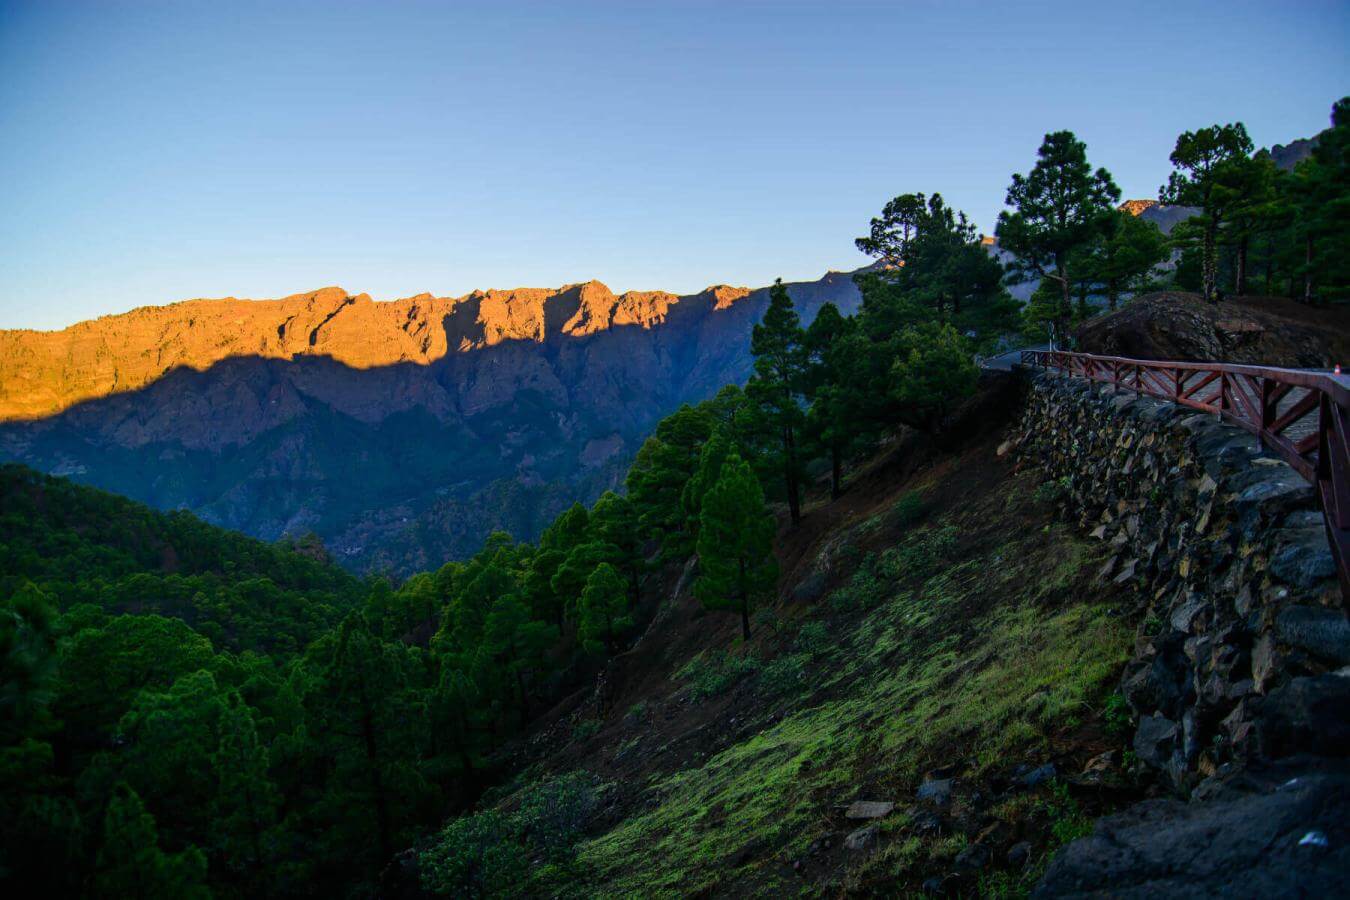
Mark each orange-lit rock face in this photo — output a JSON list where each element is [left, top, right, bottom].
[[0, 281, 737, 422], [1119, 199, 1160, 217], [0, 271, 863, 573]]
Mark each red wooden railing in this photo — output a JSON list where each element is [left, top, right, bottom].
[[1021, 349, 1350, 598]]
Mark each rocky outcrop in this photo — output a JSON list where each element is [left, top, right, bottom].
[[1014, 372, 1343, 793], [0, 271, 861, 573], [1076, 291, 1350, 368], [1036, 755, 1350, 898]]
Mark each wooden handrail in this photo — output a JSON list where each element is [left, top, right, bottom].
[[1021, 349, 1350, 599]]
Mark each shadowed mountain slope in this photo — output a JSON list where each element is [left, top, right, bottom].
[[0, 272, 862, 573]]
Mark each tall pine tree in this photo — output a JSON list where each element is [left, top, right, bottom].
[[997, 131, 1121, 335], [747, 279, 807, 525], [694, 456, 778, 640], [1159, 122, 1253, 302]]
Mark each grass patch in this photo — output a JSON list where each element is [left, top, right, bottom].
[[579, 522, 1129, 896]]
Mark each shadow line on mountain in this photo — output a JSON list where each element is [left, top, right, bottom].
[[0, 280, 795, 430]]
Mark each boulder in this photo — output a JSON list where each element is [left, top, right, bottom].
[[1035, 760, 1350, 898], [843, 824, 879, 851], [1277, 606, 1350, 666], [844, 800, 895, 820], [916, 778, 953, 807], [1133, 715, 1178, 771], [954, 842, 991, 871], [1256, 674, 1350, 759]]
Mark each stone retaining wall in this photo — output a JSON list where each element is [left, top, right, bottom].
[[1012, 371, 1346, 793]]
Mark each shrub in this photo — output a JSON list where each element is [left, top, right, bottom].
[[419, 809, 527, 897], [795, 621, 831, 657], [890, 490, 929, 529], [1103, 693, 1132, 738], [878, 525, 958, 580], [759, 653, 810, 696], [1033, 477, 1071, 505], [828, 557, 887, 612], [514, 772, 601, 862], [676, 651, 760, 699], [572, 718, 601, 742], [419, 773, 602, 897]]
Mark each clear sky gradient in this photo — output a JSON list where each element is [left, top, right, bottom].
[[1, 0, 1346, 331]]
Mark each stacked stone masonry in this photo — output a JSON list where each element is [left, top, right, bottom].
[[1014, 372, 1347, 794]]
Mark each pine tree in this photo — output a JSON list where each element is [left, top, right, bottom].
[[748, 279, 808, 525], [306, 615, 434, 875], [802, 303, 854, 498], [888, 323, 979, 432], [480, 596, 557, 720], [588, 491, 648, 609], [1160, 122, 1254, 302], [550, 540, 622, 623], [625, 405, 715, 556], [1285, 97, 1350, 303], [1083, 209, 1169, 310], [577, 563, 632, 655], [855, 192, 927, 265], [94, 783, 210, 900], [211, 692, 280, 887], [430, 662, 486, 777], [997, 131, 1121, 333], [694, 456, 778, 640], [1215, 151, 1279, 296], [680, 427, 735, 538]]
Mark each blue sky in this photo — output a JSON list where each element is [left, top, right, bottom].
[[1, 1, 1346, 331]]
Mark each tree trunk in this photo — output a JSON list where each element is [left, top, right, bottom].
[[360, 708, 393, 863], [244, 783, 263, 871], [783, 425, 801, 525], [1202, 215, 1219, 303], [830, 445, 842, 500], [515, 667, 530, 719], [1056, 257, 1071, 337], [1234, 236, 1248, 296], [1107, 279, 1119, 312], [1304, 233, 1315, 304], [738, 558, 750, 640], [456, 707, 474, 774]]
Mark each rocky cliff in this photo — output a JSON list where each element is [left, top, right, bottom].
[[0, 272, 862, 572]]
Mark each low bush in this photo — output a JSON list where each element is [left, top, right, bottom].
[[676, 651, 760, 700], [572, 718, 601, 742], [794, 620, 831, 657], [419, 773, 602, 897], [759, 653, 811, 696], [890, 490, 930, 529]]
